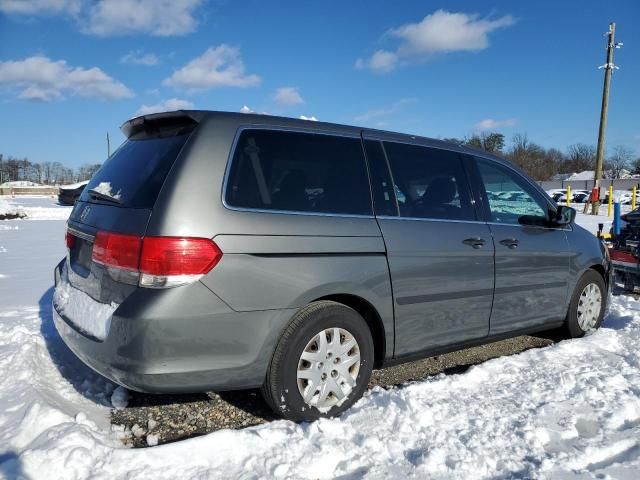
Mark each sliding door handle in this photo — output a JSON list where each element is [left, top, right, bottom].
[[463, 237, 486, 249], [500, 238, 519, 249]]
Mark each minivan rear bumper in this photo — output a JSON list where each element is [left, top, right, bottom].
[[53, 259, 295, 393]]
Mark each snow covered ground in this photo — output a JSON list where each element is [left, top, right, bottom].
[[1, 196, 640, 479], [0, 196, 71, 221]]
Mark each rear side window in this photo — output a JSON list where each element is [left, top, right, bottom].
[[225, 129, 372, 216], [383, 142, 475, 221], [81, 133, 190, 208]]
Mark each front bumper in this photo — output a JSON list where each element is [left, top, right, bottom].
[[53, 259, 295, 393]]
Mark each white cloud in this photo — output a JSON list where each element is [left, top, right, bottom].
[[474, 118, 517, 131], [358, 10, 515, 73], [0, 0, 82, 15], [273, 86, 304, 106], [0, 55, 133, 101], [121, 50, 159, 66], [163, 45, 261, 91], [355, 98, 417, 122], [355, 50, 398, 74], [1, 0, 203, 37], [83, 0, 203, 36], [239, 105, 254, 114], [135, 98, 194, 116], [299, 115, 318, 121]]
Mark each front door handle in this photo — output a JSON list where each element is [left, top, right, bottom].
[[463, 237, 486, 249], [500, 238, 520, 249]]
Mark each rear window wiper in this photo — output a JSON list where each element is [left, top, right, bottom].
[[87, 188, 122, 204]]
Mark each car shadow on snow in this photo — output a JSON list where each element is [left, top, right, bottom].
[[38, 287, 114, 407]]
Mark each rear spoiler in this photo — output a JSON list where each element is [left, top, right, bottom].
[[120, 110, 207, 139]]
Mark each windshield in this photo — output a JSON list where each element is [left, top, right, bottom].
[[80, 133, 191, 209]]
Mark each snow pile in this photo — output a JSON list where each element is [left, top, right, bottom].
[[0, 181, 43, 187], [53, 265, 118, 341], [0, 196, 72, 220], [59, 181, 89, 191], [0, 305, 120, 480], [0, 196, 26, 219]]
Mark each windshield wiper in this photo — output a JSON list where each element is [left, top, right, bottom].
[[87, 189, 122, 204]]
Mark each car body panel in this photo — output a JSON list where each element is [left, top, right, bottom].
[[377, 218, 494, 356], [488, 223, 571, 334]]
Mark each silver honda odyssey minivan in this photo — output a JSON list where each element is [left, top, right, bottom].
[[54, 111, 611, 421]]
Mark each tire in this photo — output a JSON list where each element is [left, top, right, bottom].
[[565, 270, 607, 338], [262, 300, 374, 422]]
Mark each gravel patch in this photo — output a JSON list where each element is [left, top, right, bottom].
[[111, 335, 553, 447]]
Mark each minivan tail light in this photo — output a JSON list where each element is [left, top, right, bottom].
[[139, 237, 222, 276], [91, 231, 222, 288], [93, 231, 142, 271], [65, 230, 75, 249]]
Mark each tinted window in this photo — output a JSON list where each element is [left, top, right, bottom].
[[476, 158, 548, 224], [81, 133, 190, 208], [382, 142, 475, 221], [364, 140, 397, 216], [225, 129, 372, 215]]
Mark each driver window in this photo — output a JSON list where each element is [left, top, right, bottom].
[[476, 158, 547, 224]]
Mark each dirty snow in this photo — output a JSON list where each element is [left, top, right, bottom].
[[1, 196, 640, 479], [0, 197, 25, 219], [0, 196, 71, 221]]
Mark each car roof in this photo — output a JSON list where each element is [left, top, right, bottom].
[[122, 109, 495, 159]]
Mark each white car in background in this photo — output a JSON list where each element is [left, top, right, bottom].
[[557, 190, 590, 204], [602, 190, 640, 205]]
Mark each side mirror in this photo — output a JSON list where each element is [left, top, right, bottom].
[[554, 205, 576, 226]]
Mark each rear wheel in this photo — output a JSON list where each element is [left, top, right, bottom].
[[565, 270, 606, 338], [262, 301, 374, 422]]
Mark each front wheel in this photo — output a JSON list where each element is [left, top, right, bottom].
[[262, 301, 374, 422], [565, 270, 606, 338]]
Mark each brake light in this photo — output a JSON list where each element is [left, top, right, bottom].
[[65, 230, 75, 249], [91, 231, 222, 288], [93, 231, 142, 271], [140, 237, 222, 276]]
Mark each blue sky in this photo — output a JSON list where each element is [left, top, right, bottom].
[[0, 0, 638, 168]]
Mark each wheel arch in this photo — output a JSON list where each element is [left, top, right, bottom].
[[314, 293, 387, 369]]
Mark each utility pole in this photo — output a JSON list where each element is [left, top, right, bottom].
[[589, 22, 622, 214], [107, 132, 111, 158]]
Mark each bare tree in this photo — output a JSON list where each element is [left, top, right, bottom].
[[506, 134, 557, 180], [605, 145, 634, 179], [563, 144, 596, 173]]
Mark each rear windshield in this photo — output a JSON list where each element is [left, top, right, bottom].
[[80, 133, 190, 208]]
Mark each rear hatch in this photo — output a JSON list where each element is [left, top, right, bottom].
[[65, 114, 198, 304]]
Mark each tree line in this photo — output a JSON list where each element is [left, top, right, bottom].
[[0, 154, 101, 185], [442, 132, 640, 181], [2, 133, 639, 184]]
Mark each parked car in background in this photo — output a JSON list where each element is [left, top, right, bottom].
[[58, 181, 89, 205], [546, 189, 566, 202], [602, 190, 640, 205], [557, 190, 590, 204], [53, 111, 612, 422]]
